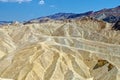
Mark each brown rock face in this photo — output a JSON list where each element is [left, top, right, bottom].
[[112, 20, 120, 30], [0, 18, 120, 80]]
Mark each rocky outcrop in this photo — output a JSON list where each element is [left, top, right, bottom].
[[0, 18, 120, 80], [112, 20, 120, 30]]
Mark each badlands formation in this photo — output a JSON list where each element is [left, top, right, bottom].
[[0, 18, 120, 80]]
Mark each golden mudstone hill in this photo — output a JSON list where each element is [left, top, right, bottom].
[[0, 18, 120, 80]]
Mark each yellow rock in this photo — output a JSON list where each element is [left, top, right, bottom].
[[0, 18, 119, 80]]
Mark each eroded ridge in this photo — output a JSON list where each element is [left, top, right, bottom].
[[0, 18, 120, 80]]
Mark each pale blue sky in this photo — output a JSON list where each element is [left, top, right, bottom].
[[0, 0, 120, 21]]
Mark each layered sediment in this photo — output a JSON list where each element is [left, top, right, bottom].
[[0, 18, 120, 80]]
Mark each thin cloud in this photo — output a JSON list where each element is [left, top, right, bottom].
[[0, 0, 32, 3], [50, 5, 55, 8], [39, 0, 45, 5]]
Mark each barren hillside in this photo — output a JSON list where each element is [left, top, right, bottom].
[[0, 18, 120, 80]]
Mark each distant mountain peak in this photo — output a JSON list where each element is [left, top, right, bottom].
[[0, 21, 13, 25], [116, 5, 120, 8], [25, 5, 120, 24]]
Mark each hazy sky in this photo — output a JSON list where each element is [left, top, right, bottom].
[[0, 0, 120, 21]]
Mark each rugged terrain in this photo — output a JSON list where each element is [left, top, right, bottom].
[[28, 5, 120, 23], [0, 17, 120, 80]]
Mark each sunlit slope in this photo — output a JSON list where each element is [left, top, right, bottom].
[[0, 18, 120, 80]]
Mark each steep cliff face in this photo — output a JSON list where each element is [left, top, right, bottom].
[[0, 18, 120, 80]]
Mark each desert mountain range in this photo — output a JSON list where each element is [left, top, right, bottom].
[[27, 5, 120, 23]]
